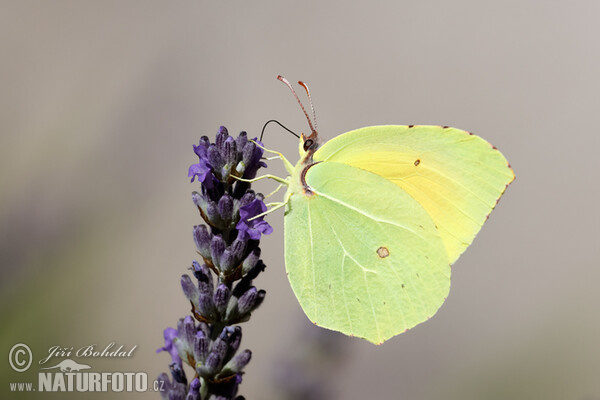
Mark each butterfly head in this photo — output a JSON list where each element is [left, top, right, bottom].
[[298, 131, 319, 159], [278, 75, 320, 159]]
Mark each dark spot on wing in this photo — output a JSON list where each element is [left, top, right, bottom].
[[377, 246, 390, 258], [401, 283, 405, 288], [414, 159, 420, 166]]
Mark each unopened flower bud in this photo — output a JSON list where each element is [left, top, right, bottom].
[[213, 284, 230, 316], [242, 142, 257, 167], [236, 131, 248, 152], [218, 193, 233, 222], [208, 145, 224, 173], [203, 352, 222, 376], [241, 248, 260, 275], [191, 191, 206, 209], [178, 316, 197, 349], [237, 287, 258, 315], [220, 249, 236, 274], [216, 126, 229, 150], [193, 331, 209, 363], [193, 226, 211, 259], [238, 190, 256, 209], [186, 378, 201, 400], [169, 362, 187, 385], [226, 349, 252, 374], [181, 275, 199, 306], [193, 262, 213, 296], [228, 326, 242, 354], [230, 239, 247, 262], [223, 136, 237, 166], [210, 235, 226, 269], [197, 294, 216, 320], [206, 201, 220, 224], [211, 336, 229, 362]]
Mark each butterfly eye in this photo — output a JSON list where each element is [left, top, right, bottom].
[[303, 139, 314, 151]]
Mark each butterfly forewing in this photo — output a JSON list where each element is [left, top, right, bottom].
[[314, 125, 515, 265]]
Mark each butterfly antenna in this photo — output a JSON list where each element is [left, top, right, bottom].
[[260, 119, 300, 142], [298, 80, 317, 132], [277, 75, 317, 135]]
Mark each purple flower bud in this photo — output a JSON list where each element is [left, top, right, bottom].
[[186, 378, 201, 400], [237, 287, 258, 315], [236, 131, 248, 153], [193, 331, 209, 363], [238, 190, 256, 209], [241, 139, 267, 179], [220, 249, 236, 274], [230, 326, 242, 347], [230, 238, 247, 261], [225, 326, 242, 361], [214, 284, 231, 316], [241, 142, 257, 166], [218, 193, 233, 222], [210, 235, 226, 268], [227, 349, 252, 373], [212, 335, 229, 361], [203, 352, 223, 375], [206, 200, 220, 224], [208, 145, 224, 173], [216, 126, 229, 150], [181, 275, 199, 305], [193, 226, 211, 259], [178, 316, 197, 350], [241, 248, 260, 275], [191, 191, 206, 209], [193, 262, 213, 296], [197, 294, 216, 320], [222, 136, 238, 166], [236, 199, 273, 240], [169, 362, 188, 385]]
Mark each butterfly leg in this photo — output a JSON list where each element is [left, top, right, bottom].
[[248, 201, 287, 221], [251, 140, 295, 174], [232, 174, 289, 185], [264, 183, 285, 199]]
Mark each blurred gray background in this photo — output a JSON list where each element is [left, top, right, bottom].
[[1, 1, 599, 399]]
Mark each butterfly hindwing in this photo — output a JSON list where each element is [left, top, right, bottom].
[[284, 161, 450, 344]]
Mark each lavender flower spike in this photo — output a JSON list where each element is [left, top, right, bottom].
[[159, 127, 270, 399]]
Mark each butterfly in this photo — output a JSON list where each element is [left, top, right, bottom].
[[257, 76, 514, 344]]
